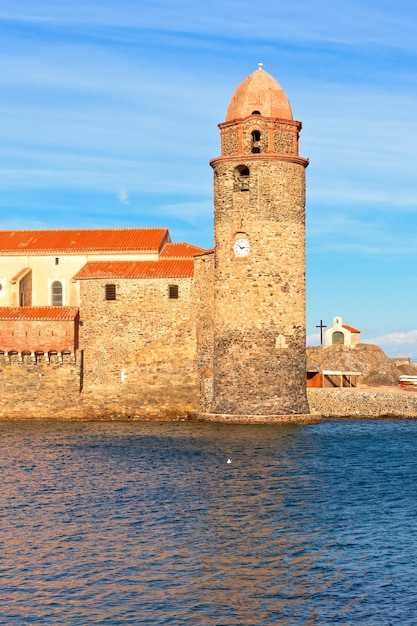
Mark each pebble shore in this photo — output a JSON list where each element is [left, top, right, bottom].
[[308, 386, 417, 418]]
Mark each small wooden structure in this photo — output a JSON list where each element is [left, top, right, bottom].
[[307, 369, 361, 388]]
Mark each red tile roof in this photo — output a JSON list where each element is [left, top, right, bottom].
[[73, 260, 194, 280], [0, 228, 169, 254], [194, 248, 215, 257], [159, 243, 208, 258], [0, 307, 79, 321], [343, 325, 360, 333]]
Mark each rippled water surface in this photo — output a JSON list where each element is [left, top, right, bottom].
[[2, 419, 417, 624]]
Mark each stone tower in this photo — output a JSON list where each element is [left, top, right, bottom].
[[208, 64, 311, 418]]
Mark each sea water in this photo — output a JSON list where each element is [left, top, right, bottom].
[[1, 419, 417, 625]]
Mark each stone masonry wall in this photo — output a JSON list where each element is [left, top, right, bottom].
[[0, 275, 200, 420], [210, 155, 309, 415], [0, 317, 199, 421], [0, 354, 81, 419], [308, 388, 417, 418], [2, 356, 417, 420], [78, 319, 198, 419], [77, 276, 199, 418], [194, 252, 215, 412], [220, 118, 301, 159]]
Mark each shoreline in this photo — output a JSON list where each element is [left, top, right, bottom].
[[307, 385, 417, 419], [0, 386, 416, 422]]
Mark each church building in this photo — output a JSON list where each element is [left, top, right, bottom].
[[324, 316, 361, 347], [0, 66, 317, 422]]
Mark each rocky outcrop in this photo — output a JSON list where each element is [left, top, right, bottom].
[[307, 343, 417, 387]]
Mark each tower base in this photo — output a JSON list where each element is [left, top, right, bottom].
[[187, 412, 321, 424]]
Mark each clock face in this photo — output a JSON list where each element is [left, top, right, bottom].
[[233, 238, 250, 257]]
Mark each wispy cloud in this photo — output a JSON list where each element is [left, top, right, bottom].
[[367, 330, 417, 347], [363, 330, 417, 360], [117, 189, 129, 205], [151, 201, 213, 227], [2, 1, 417, 52], [307, 332, 321, 346]]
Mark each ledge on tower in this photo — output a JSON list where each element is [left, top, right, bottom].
[[187, 412, 321, 424]]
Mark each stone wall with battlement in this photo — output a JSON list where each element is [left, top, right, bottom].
[[1, 352, 417, 420], [0, 320, 200, 420], [0, 355, 81, 419], [0, 273, 201, 419]]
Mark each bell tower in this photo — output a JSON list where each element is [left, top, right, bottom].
[[208, 64, 312, 418]]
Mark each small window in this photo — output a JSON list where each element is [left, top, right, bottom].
[[55, 257, 59, 265], [168, 284, 179, 299], [234, 165, 250, 192], [105, 284, 116, 301], [51, 281, 63, 306], [252, 110, 261, 115], [251, 130, 261, 153]]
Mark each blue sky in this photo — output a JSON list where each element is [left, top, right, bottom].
[[2, 0, 417, 357]]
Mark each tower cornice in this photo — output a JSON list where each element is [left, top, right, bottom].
[[218, 116, 302, 131], [209, 154, 309, 169]]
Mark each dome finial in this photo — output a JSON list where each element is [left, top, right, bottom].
[[258, 62, 263, 70]]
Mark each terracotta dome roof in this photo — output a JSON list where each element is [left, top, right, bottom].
[[226, 64, 293, 122]]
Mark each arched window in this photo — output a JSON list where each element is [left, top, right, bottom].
[[234, 165, 250, 192], [251, 130, 261, 153], [51, 281, 63, 306], [332, 331, 344, 345]]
